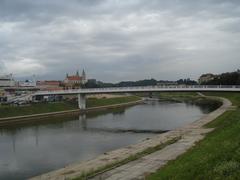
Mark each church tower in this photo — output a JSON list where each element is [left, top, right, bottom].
[[82, 69, 87, 84]]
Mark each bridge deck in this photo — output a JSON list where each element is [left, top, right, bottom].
[[34, 85, 240, 96]]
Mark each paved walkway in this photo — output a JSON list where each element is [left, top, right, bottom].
[[91, 128, 213, 180], [30, 96, 232, 180]]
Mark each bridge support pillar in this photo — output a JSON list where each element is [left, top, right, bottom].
[[78, 94, 86, 109], [149, 92, 153, 98]]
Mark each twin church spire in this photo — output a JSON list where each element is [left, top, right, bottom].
[[66, 69, 86, 80]]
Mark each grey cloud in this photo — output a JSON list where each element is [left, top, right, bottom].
[[0, 0, 240, 81], [0, 0, 106, 20]]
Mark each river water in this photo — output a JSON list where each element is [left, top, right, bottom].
[[0, 100, 217, 179]]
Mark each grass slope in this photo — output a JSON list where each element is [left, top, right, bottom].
[[156, 92, 201, 102], [0, 102, 77, 118], [203, 92, 240, 107], [147, 92, 240, 180], [86, 96, 140, 108], [0, 96, 140, 118]]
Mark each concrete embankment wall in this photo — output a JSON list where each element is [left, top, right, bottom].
[[0, 100, 143, 126]]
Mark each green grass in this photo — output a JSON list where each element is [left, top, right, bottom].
[[155, 92, 222, 111], [157, 92, 198, 97], [156, 92, 200, 102], [0, 101, 78, 118], [203, 92, 240, 107], [147, 92, 240, 180], [0, 96, 141, 118], [86, 96, 141, 108], [136, 92, 197, 98]]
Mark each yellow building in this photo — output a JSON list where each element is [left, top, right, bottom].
[[0, 89, 5, 97], [198, 73, 215, 84], [63, 70, 87, 89]]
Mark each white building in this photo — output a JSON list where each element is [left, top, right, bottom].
[[18, 80, 36, 87], [0, 74, 15, 87], [17, 75, 37, 87]]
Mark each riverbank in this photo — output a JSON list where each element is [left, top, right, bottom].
[[86, 96, 140, 108], [0, 96, 142, 126], [156, 92, 222, 108], [147, 92, 239, 180], [0, 101, 77, 118], [140, 92, 222, 110], [30, 93, 229, 180]]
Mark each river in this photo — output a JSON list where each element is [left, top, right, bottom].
[[0, 100, 218, 179]]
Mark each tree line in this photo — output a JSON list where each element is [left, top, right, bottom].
[[201, 70, 240, 85], [85, 78, 197, 88], [85, 70, 240, 88]]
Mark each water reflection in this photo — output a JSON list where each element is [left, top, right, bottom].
[[0, 101, 218, 180], [79, 114, 87, 130]]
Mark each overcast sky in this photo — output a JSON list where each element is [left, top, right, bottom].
[[0, 0, 239, 82]]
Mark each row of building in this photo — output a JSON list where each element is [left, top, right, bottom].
[[37, 70, 87, 90], [1, 70, 231, 91], [0, 70, 88, 91]]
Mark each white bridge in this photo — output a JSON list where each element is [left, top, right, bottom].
[[34, 85, 240, 109]]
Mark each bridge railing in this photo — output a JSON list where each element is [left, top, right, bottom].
[[34, 85, 240, 95], [80, 85, 240, 91], [69, 85, 239, 94]]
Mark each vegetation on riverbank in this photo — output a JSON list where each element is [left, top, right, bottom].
[[155, 92, 222, 110], [0, 102, 77, 118], [157, 92, 204, 102], [86, 96, 141, 108], [203, 92, 240, 107], [157, 92, 198, 99], [147, 92, 240, 180], [0, 96, 140, 118]]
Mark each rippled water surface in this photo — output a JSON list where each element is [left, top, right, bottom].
[[0, 101, 215, 179]]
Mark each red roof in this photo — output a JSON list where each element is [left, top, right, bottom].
[[45, 87, 63, 91], [67, 76, 82, 81], [37, 81, 60, 86]]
